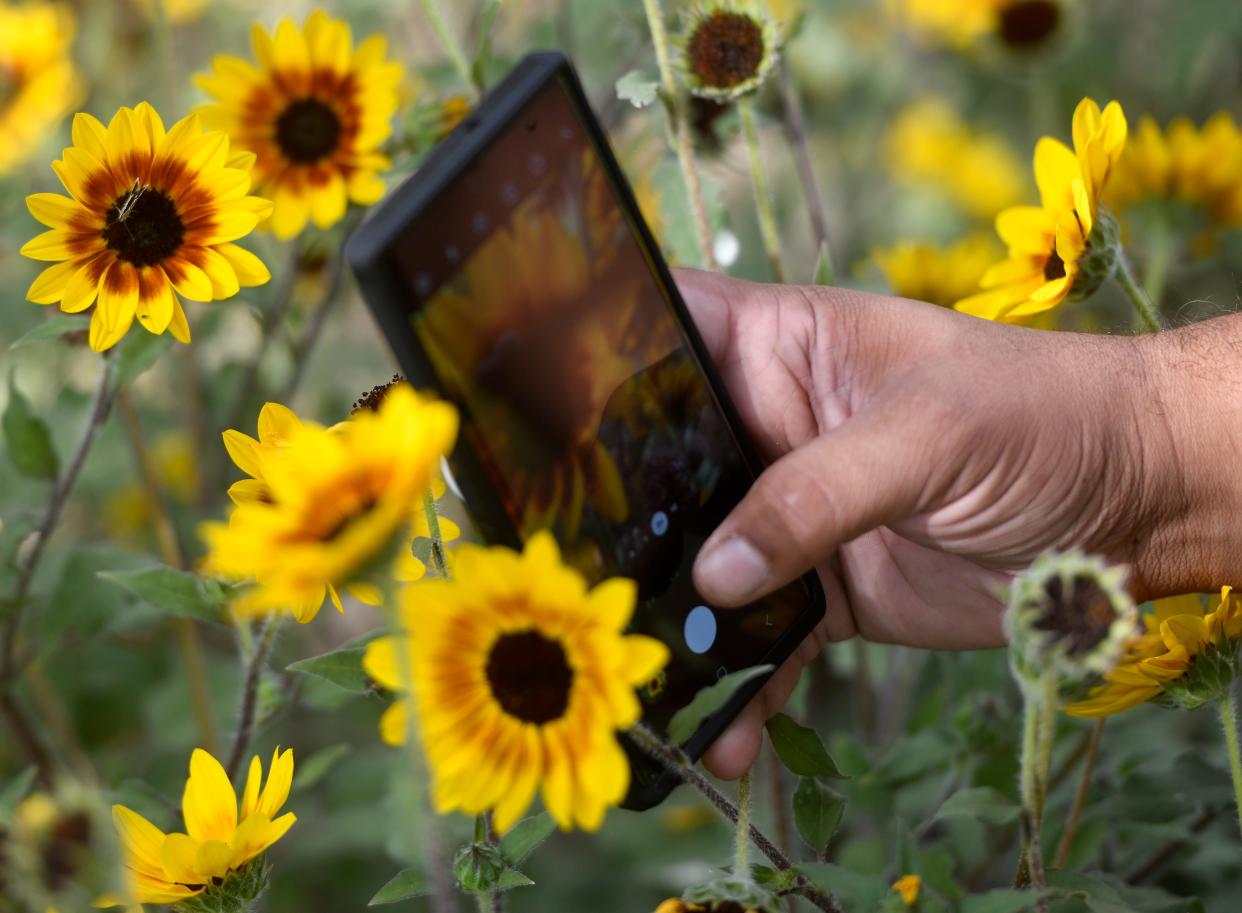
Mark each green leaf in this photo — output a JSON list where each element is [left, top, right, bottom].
[[792, 777, 846, 857], [499, 812, 556, 866], [667, 665, 773, 745], [1048, 869, 1198, 913], [616, 70, 660, 108], [0, 766, 37, 818], [288, 642, 373, 695], [934, 787, 1021, 826], [495, 869, 535, 892], [4, 373, 58, 480], [471, 0, 502, 91], [112, 329, 172, 390], [10, 315, 91, 349], [369, 868, 430, 905], [97, 566, 231, 623], [766, 713, 850, 779], [811, 241, 836, 286], [292, 744, 350, 793], [959, 889, 1039, 913]]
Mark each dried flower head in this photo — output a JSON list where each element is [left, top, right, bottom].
[[351, 374, 406, 414], [678, 1, 780, 101], [1006, 550, 1139, 686]]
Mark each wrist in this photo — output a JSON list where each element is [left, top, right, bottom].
[[1128, 319, 1242, 599]]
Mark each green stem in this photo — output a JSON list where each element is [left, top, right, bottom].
[[734, 771, 752, 875], [1142, 219, 1174, 311], [422, 490, 450, 579], [1114, 248, 1163, 333], [1219, 691, 1242, 840], [739, 99, 785, 282], [641, 0, 717, 270], [416, 0, 480, 101], [223, 616, 280, 780], [1034, 673, 1058, 822]]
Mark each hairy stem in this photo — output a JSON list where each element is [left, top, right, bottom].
[[1114, 248, 1163, 333], [417, 0, 480, 101], [734, 771, 752, 874], [1053, 719, 1105, 868], [626, 726, 842, 913], [224, 616, 280, 780], [422, 490, 451, 579], [1, 357, 116, 781], [642, 0, 717, 270], [117, 390, 219, 755], [1220, 690, 1242, 840], [776, 59, 833, 277], [739, 99, 785, 282]]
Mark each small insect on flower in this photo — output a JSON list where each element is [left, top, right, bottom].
[[20, 103, 273, 351], [363, 532, 670, 833], [104, 748, 295, 908], [677, 0, 781, 101], [1005, 550, 1138, 688], [194, 11, 405, 239]]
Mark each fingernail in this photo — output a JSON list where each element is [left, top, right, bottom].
[[696, 536, 769, 603]]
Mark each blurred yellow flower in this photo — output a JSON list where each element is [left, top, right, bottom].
[[956, 97, 1126, 322], [362, 532, 669, 832], [195, 11, 404, 239], [0, 1, 83, 176], [871, 234, 999, 307], [1066, 587, 1240, 717], [892, 873, 922, 906], [201, 385, 457, 623], [884, 98, 1026, 220], [107, 748, 295, 907], [895, 0, 1063, 51], [20, 103, 273, 351], [133, 0, 207, 25], [1105, 113, 1242, 233], [221, 401, 307, 506], [104, 433, 201, 537]]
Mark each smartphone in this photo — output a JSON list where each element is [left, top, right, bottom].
[[346, 51, 825, 809]]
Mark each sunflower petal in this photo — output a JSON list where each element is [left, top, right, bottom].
[[182, 748, 239, 844]]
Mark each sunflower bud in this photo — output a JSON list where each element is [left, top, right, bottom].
[[453, 842, 509, 894], [677, 1, 781, 101], [1006, 550, 1139, 688], [1067, 209, 1121, 302], [681, 876, 779, 913]]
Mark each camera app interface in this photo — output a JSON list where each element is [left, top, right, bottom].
[[393, 78, 813, 732]]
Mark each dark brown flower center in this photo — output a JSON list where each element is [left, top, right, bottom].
[[997, 0, 1061, 49], [485, 628, 573, 724], [102, 187, 185, 267], [1033, 574, 1116, 656], [0, 67, 17, 110], [276, 98, 343, 164], [41, 811, 91, 890], [351, 375, 405, 415], [687, 11, 765, 89], [1043, 247, 1066, 281]]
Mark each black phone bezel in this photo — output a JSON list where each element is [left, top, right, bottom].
[[345, 51, 827, 810]]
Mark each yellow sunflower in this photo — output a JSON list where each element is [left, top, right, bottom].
[[194, 11, 404, 240], [955, 97, 1126, 323], [133, 0, 208, 26], [895, 0, 1064, 51], [106, 748, 295, 907], [892, 874, 922, 907], [362, 532, 670, 832], [202, 385, 457, 623], [0, 1, 83, 176], [1105, 112, 1242, 236], [419, 204, 638, 541], [1065, 587, 1240, 718], [871, 234, 999, 307], [20, 103, 273, 352]]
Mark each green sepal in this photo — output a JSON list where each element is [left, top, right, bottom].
[[682, 875, 779, 912], [171, 859, 270, 913]]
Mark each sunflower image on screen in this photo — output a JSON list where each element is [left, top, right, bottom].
[[417, 151, 679, 543]]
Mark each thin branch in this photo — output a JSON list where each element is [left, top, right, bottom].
[[1, 356, 116, 782], [224, 616, 280, 780], [277, 243, 351, 404], [1053, 719, 1105, 868], [776, 59, 833, 275], [627, 726, 842, 913]]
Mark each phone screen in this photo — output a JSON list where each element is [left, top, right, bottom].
[[390, 77, 815, 736]]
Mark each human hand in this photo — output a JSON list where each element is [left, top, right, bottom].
[[677, 269, 1232, 777]]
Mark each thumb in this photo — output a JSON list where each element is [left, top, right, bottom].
[[693, 403, 933, 606]]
